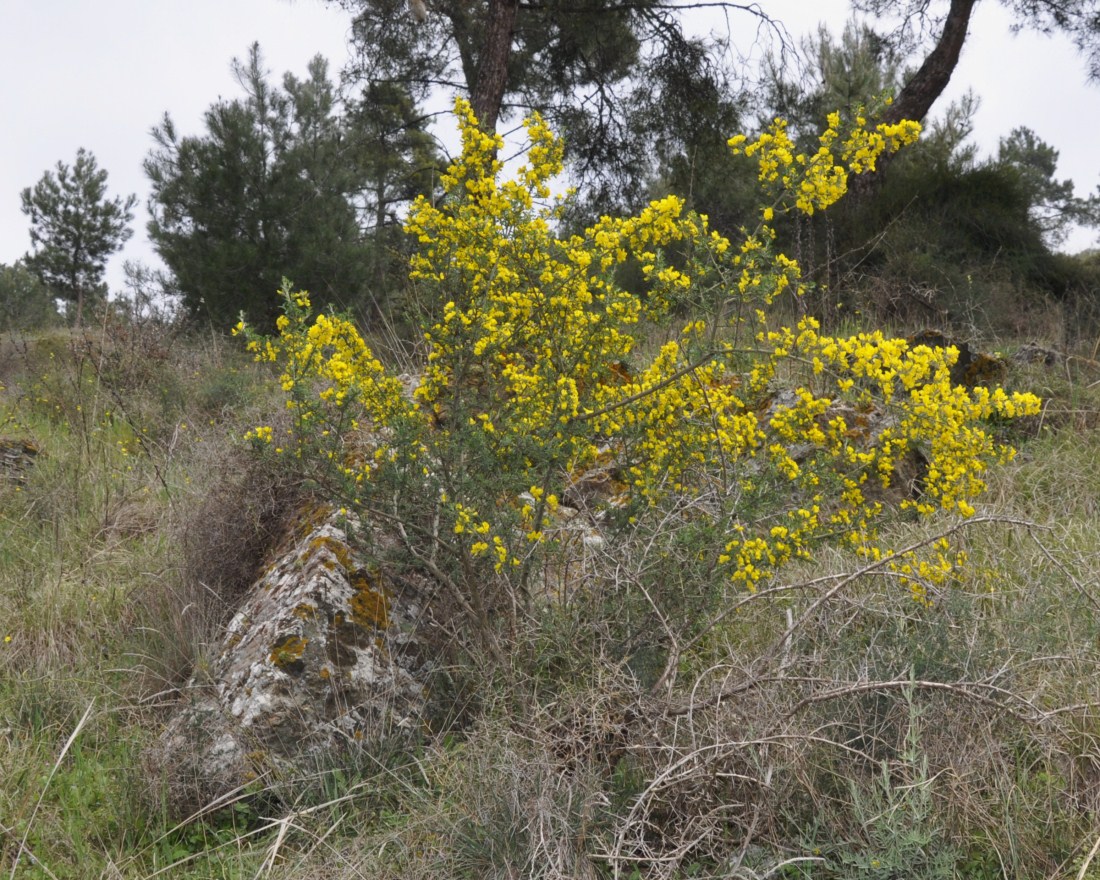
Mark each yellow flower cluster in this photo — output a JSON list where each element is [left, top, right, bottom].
[[766, 318, 1041, 518], [711, 317, 1041, 591], [452, 500, 518, 572], [729, 111, 921, 217], [405, 99, 725, 484], [235, 285, 417, 473]]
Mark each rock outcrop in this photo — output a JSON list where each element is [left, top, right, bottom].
[[906, 330, 1007, 388], [1012, 342, 1062, 367], [145, 504, 432, 818], [0, 438, 40, 484]]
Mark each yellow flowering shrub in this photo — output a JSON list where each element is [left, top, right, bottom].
[[238, 98, 1039, 617]]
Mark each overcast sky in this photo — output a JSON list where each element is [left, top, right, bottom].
[[2, 0, 1098, 297]]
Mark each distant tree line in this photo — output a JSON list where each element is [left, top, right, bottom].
[[144, 44, 443, 332], [7, 0, 1100, 337]]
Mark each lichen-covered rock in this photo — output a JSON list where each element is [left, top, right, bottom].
[[145, 504, 430, 818], [906, 329, 1007, 388], [0, 438, 40, 484], [1012, 342, 1062, 367]]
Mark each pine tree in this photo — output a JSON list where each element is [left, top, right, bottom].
[[20, 149, 136, 325]]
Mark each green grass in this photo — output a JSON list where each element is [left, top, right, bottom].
[[0, 322, 288, 878]]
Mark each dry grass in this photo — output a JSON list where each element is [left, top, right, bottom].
[[1, 313, 1099, 878]]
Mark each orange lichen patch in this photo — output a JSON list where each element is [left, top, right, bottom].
[[270, 635, 309, 667], [243, 749, 273, 783], [292, 603, 317, 620], [319, 666, 331, 680], [349, 575, 390, 629], [263, 501, 335, 567], [305, 534, 356, 572], [295, 500, 336, 539], [841, 411, 874, 443]]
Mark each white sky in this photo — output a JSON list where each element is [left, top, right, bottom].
[[1, 0, 1098, 297]]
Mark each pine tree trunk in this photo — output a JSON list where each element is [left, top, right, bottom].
[[885, 0, 978, 127], [471, 0, 519, 133], [852, 0, 978, 200]]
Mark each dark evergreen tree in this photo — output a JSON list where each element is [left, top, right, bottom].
[[146, 45, 356, 331], [345, 79, 447, 308], [996, 126, 1100, 247], [145, 43, 441, 332], [20, 149, 136, 325]]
